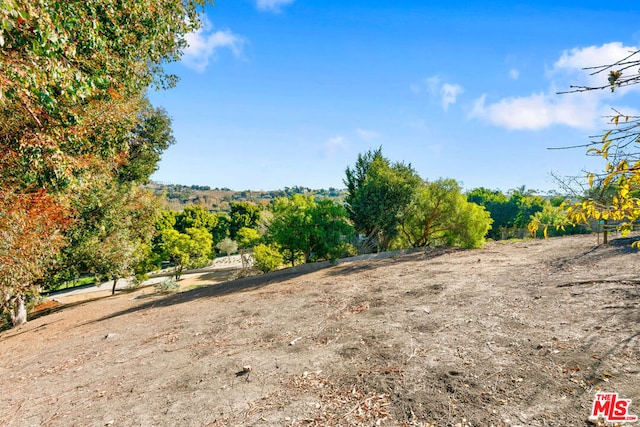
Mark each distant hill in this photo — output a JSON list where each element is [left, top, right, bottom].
[[147, 182, 347, 212]]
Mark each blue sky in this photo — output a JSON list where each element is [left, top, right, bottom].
[[148, 0, 640, 193]]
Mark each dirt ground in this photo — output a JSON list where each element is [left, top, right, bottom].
[[1, 234, 639, 427]]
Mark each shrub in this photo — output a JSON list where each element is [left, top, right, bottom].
[[154, 278, 180, 293], [252, 244, 283, 273]]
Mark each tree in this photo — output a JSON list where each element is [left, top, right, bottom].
[[398, 179, 492, 249], [175, 205, 218, 234], [267, 194, 354, 266], [0, 0, 210, 326], [267, 195, 315, 266], [560, 50, 640, 238], [467, 188, 517, 240], [309, 199, 356, 261], [511, 193, 545, 229], [159, 227, 212, 280], [236, 227, 261, 268], [344, 148, 421, 251], [212, 212, 231, 244], [117, 102, 176, 184], [175, 205, 224, 255], [44, 98, 174, 295], [252, 244, 284, 273], [229, 202, 262, 239], [51, 183, 159, 295], [467, 188, 544, 239], [236, 227, 261, 249], [216, 237, 238, 258], [0, 191, 69, 326]]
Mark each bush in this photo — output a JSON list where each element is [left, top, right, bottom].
[[252, 244, 284, 273], [154, 278, 180, 293]]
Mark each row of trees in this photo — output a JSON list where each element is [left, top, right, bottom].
[[344, 148, 493, 252], [136, 148, 496, 277], [151, 203, 261, 279]]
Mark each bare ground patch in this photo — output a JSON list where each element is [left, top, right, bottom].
[[1, 234, 639, 426]]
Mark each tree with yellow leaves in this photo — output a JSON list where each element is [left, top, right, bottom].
[[563, 51, 640, 239]]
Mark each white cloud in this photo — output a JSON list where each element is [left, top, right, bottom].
[[509, 68, 520, 80], [441, 83, 463, 111], [470, 42, 640, 130], [412, 76, 464, 111], [551, 42, 637, 88], [356, 128, 380, 141], [182, 17, 245, 73], [324, 136, 347, 157], [469, 92, 600, 130], [256, 0, 295, 12]]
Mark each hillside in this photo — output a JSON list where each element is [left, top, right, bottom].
[[148, 182, 346, 212], [1, 234, 639, 426]]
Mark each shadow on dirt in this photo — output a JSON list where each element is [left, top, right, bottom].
[[83, 249, 455, 326], [326, 248, 455, 278], [550, 235, 640, 271], [84, 264, 330, 325]]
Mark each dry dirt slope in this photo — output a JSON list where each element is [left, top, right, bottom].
[[1, 234, 639, 427]]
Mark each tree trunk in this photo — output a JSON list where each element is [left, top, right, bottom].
[[10, 294, 27, 327], [111, 278, 118, 295]]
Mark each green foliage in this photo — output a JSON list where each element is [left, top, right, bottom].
[[43, 181, 160, 294], [155, 210, 177, 232], [511, 193, 545, 229], [528, 205, 588, 239], [117, 102, 176, 184], [344, 148, 421, 251], [398, 179, 492, 249], [467, 188, 517, 239], [229, 202, 261, 239], [0, 0, 210, 326], [159, 227, 212, 279], [267, 195, 316, 266], [175, 205, 218, 234], [467, 187, 545, 240], [310, 199, 357, 262], [266, 194, 354, 266], [252, 243, 284, 273], [236, 227, 261, 249], [0, 0, 209, 191], [212, 212, 231, 243]]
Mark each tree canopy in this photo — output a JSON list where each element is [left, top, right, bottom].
[[0, 0, 210, 326], [399, 179, 492, 249], [266, 194, 354, 266], [344, 148, 422, 251]]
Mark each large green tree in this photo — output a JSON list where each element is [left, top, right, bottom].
[[267, 194, 354, 266], [158, 227, 212, 280], [45, 100, 174, 295], [399, 179, 492, 249], [344, 148, 421, 252], [229, 201, 262, 239]]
